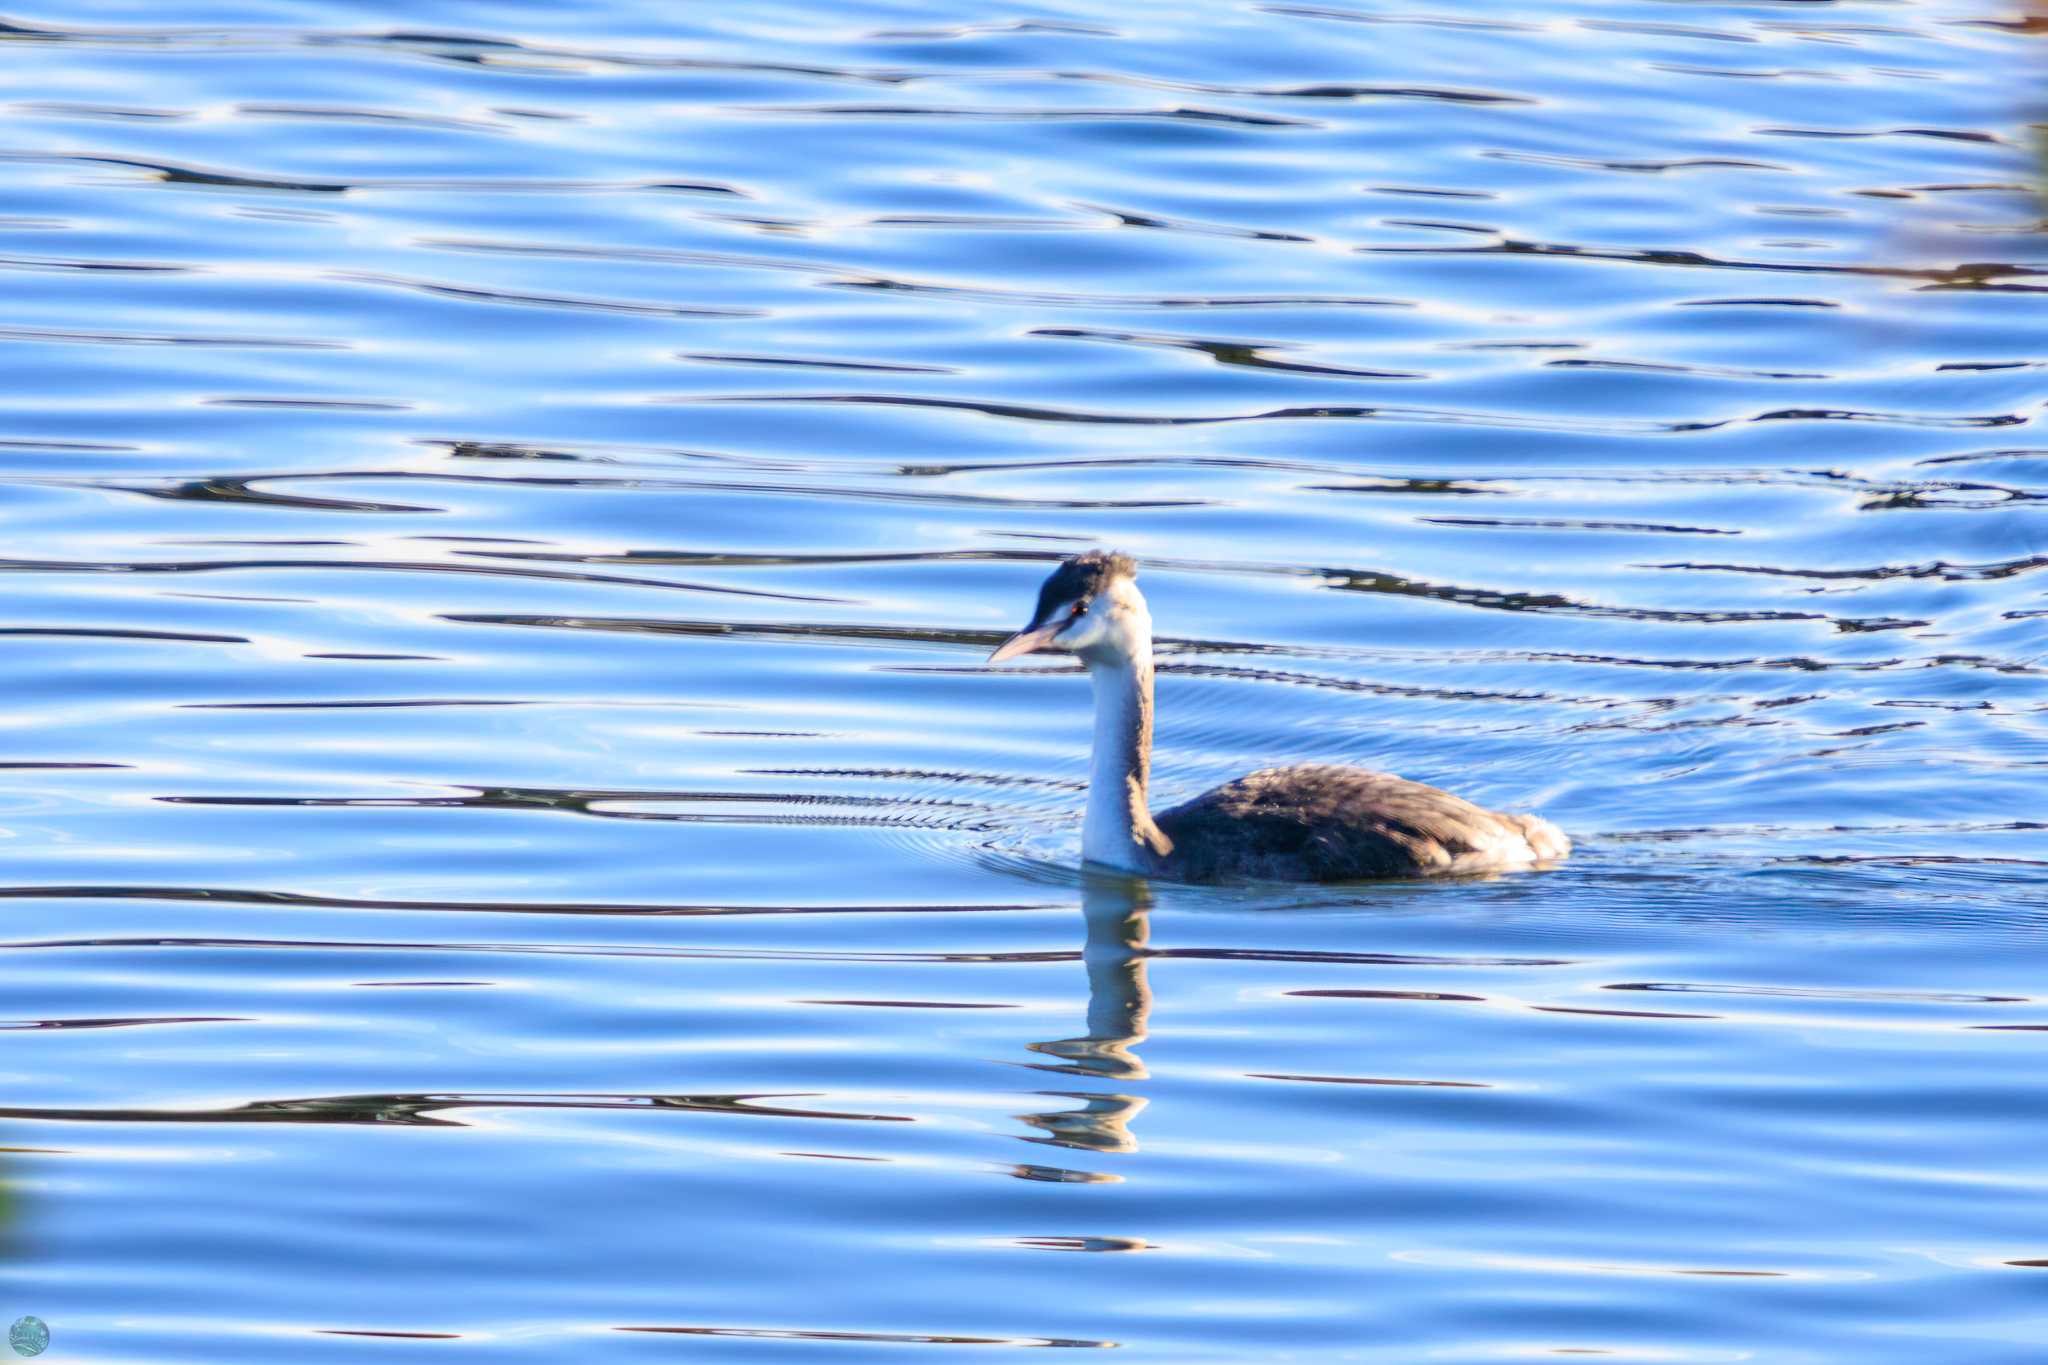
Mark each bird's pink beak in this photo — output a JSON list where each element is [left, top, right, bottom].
[[988, 622, 1063, 664]]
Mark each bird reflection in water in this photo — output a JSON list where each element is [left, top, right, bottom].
[[1016, 873, 1154, 1156]]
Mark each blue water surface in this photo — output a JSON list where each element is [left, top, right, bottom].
[[1, 1, 2046, 1360]]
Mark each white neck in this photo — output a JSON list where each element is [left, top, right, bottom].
[[1082, 637, 1169, 874]]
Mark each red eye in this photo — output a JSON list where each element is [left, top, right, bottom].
[[1070, 602, 1086, 617]]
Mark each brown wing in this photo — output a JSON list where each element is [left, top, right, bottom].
[[1153, 763, 1563, 883]]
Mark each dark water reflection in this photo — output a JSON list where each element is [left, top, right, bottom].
[[2, 0, 2047, 1360]]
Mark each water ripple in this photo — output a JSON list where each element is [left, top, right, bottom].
[[4, 1, 2046, 1359]]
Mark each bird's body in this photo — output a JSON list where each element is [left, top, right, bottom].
[[989, 551, 1568, 883], [1154, 764, 1569, 882]]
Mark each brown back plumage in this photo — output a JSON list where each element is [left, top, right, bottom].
[[1153, 763, 1568, 882]]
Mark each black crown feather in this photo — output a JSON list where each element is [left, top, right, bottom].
[[1029, 550, 1136, 627]]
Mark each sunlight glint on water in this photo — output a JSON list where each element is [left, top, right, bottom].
[[0, 1, 2045, 1360]]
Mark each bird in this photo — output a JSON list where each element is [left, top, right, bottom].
[[988, 551, 1569, 882]]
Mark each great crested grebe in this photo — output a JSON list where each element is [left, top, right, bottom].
[[989, 551, 1569, 882]]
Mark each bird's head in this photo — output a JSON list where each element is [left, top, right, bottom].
[[989, 550, 1150, 666]]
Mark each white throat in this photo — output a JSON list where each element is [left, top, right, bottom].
[[1078, 603, 1168, 874]]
